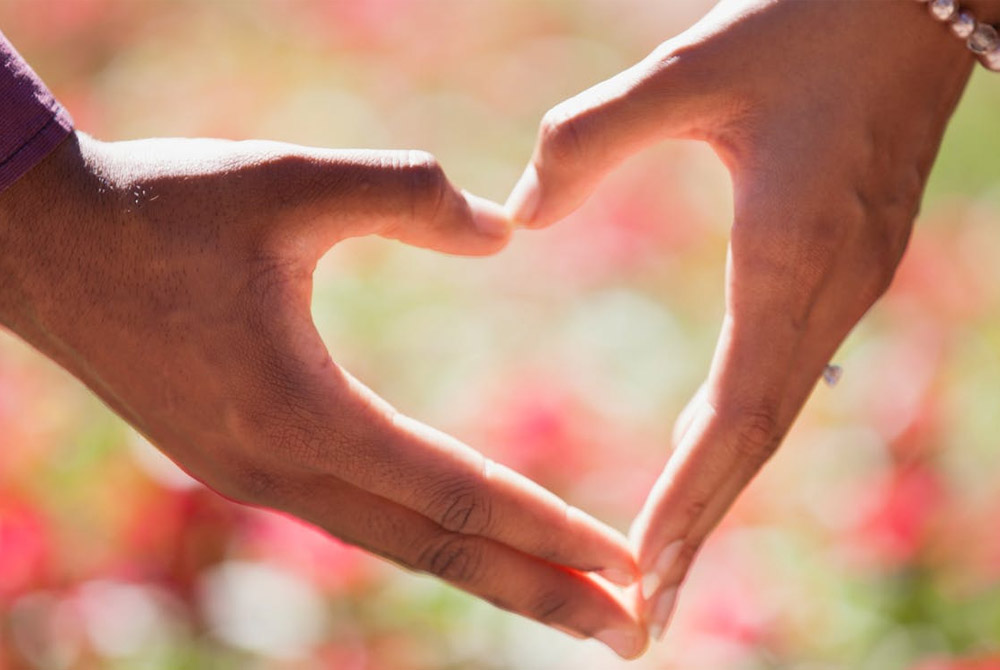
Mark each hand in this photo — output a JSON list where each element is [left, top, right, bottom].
[[0, 133, 645, 657], [505, 0, 985, 640]]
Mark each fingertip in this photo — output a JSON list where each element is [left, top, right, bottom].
[[644, 585, 679, 644], [601, 549, 640, 585], [634, 632, 652, 659], [462, 191, 514, 240], [597, 567, 637, 588], [631, 623, 652, 660], [566, 505, 638, 582], [594, 626, 647, 660], [504, 163, 542, 227]]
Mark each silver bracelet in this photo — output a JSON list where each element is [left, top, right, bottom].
[[916, 0, 1000, 71]]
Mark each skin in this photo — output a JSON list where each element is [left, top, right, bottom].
[[0, 134, 646, 658], [506, 0, 1000, 642]]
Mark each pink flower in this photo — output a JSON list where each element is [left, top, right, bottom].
[[464, 375, 604, 489], [119, 487, 242, 598], [0, 497, 52, 602], [849, 464, 946, 569], [238, 509, 376, 593]]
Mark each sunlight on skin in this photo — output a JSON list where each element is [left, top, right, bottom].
[[0, 133, 645, 658], [505, 0, 994, 642]]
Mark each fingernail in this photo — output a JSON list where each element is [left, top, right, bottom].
[[594, 628, 640, 659], [647, 586, 678, 642], [640, 540, 684, 601], [597, 567, 635, 587], [504, 163, 540, 225], [640, 572, 661, 602], [463, 191, 512, 238]]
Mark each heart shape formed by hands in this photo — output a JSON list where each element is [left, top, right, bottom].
[[0, 0, 980, 663]]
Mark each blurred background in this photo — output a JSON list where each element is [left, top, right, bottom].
[[2, 1, 1000, 668]]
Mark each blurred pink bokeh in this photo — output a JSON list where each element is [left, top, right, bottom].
[[1, 1, 1000, 668]]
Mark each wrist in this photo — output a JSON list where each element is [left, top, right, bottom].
[[868, 1, 978, 88], [0, 132, 96, 333], [912, 0, 1000, 70]]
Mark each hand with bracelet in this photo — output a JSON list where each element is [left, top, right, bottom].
[[506, 0, 1000, 642]]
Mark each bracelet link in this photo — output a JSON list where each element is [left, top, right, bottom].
[[969, 22, 1000, 53], [929, 0, 959, 21], [917, 0, 1000, 71], [951, 10, 978, 37]]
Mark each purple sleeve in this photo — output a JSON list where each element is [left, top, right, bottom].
[[0, 29, 73, 194]]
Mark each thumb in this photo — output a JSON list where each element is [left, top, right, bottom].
[[332, 150, 514, 257], [505, 40, 719, 229], [247, 145, 513, 259]]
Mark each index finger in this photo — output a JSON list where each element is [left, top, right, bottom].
[[630, 156, 898, 592], [630, 314, 828, 639], [633, 193, 871, 637], [631, 230, 867, 639], [373, 408, 640, 586]]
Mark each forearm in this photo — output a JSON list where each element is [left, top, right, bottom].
[[0, 132, 89, 337]]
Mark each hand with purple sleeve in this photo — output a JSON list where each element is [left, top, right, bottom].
[[0, 31, 646, 657]]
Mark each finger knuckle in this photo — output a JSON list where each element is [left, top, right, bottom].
[[399, 150, 449, 220], [682, 500, 708, 527], [227, 374, 344, 472], [249, 151, 330, 213], [258, 149, 312, 178], [841, 236, 901, 308], [265, 416, 330, 467], [725, 407, 780, 462], [864, 225, 911, 301], [528, 589, 571, 624], [424, 479, 493, 535], [645, 40, 698, 85], [417, 534, 483, 583], [402, 149, 443, 178], [850, 178, 917, 301], [538, 105, 584, 165], [862, 260, 899, 303], [856, 164, 924, 221], [675, 540, 701, 570], [225, 459, 285, 507], [647, 40, 680, 71]]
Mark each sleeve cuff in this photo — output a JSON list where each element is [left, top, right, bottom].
[[0, 30, 75, 194]]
